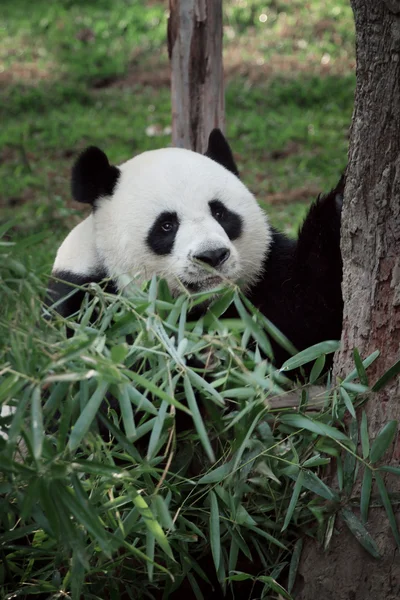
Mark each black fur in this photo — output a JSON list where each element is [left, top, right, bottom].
[[231, 176, 345, 368], [193, 247, 230, 268], [146, 211, 180, 255], [209, 199, 243, 240], [45, 270, 117, 319], [205, 129, 240, 177], [71, 146, 120, 206]]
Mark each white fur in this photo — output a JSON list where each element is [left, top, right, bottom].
[[53, 216, 100, 275], [53, 147, 272, 295]]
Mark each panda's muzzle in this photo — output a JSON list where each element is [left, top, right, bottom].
[[193, 247, 230, 269]]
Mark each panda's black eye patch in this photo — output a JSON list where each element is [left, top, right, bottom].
[[147, 211, 179, 255], [209, 200, 242, 241]]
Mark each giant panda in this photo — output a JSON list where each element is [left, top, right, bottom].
[[44, 131, 343, 598], [46, 129, 343, 368]]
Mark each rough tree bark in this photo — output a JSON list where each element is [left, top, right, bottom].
[[295, 2, 400, 599], [167, 0, 224, 153]]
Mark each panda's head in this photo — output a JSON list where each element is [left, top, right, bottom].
[[71, 129, 271, 295]]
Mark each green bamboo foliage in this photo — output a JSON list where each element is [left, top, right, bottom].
[[1, 231, 400, 599]]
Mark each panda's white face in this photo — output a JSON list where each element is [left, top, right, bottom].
[[93, 147, 271, 295]]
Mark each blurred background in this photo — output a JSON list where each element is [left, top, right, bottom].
[[0, 0, 355, 277]]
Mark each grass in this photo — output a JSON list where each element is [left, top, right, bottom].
[[1, 0, 355, 277]]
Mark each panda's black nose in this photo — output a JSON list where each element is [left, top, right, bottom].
[[194, 248, 230, 268]]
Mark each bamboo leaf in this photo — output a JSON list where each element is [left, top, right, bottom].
[[343, 350, 380, 383], [118, 383, 136, 441], [147, 273, 158, 314], [340, 386, 356, 418], [7, 386, 30, 446], [280, 413, 352, 445], [309, 354, 326, 383], [187, 368, 225, 408], [146, 532, 155, 582], [0, 524, 39, 544], [198, 460, 233, 484], [228, 572, 253, 582], [285, 468, 338, 502], [379, 466, 400, 476], [178, 298, 188, 345], [133, 492, 173, 559], [353, 348, 369, 385], [228, 535, 239, 575], [337, 456, 343, 491], [360, 410, 370, 459], [31, 386, 44, 460], [247, 525, 288, 550], [68, 380, 109, 452], [341, 382, 369, 394], [0, 374, 24, 404], [234, 295, 274, 358], [71, 549, 86, 600], [341, 508, 380, 558], [280, 341, 340, 372], [257, 576, 292, 599], [302, 454, 330, 468], [372, 359, 400, 392], [184, 375, 215, 463], [20, 478, 41, 521], [209, 490, 221, 572], [54, 482, 111, 554], [153, 495, 175, 532], [288, 538, 303, 593], [187, 572, 206, 600], [147, 400, 168, 460], [360, 468, 372, 524], [111, 344, 129, 364], [126, 385, 158, 416], [375, 473, 400, 548], [324, 514, 336, 550], [203, 290, 235, 327], [282, 471, 304, 532], [129, 370, 191, 414], [370, 420, 398, 464], [43, 381, 70, 414], [121, 539, 172, 577], [343, 418, 358, 495]]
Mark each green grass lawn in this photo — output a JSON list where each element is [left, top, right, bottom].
[[1, 0, 355, 274]]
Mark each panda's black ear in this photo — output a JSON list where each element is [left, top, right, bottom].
[[204, 129, 240, 178], [71, 146, 120, 205]]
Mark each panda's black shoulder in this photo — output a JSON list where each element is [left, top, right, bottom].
[[242, 177, 344, 368], [246, 228, 297, 307], [295, 175, 344, 273], [44, 269, 117, 319]]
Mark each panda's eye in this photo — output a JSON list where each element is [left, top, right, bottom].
[[210, 200, 227, 222], [214, 208, 225, 221], [161, 221, 174, 232]]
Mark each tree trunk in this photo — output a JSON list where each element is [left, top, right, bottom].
[[295, 2, 400, 599], [167, 0, 224, 153]]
